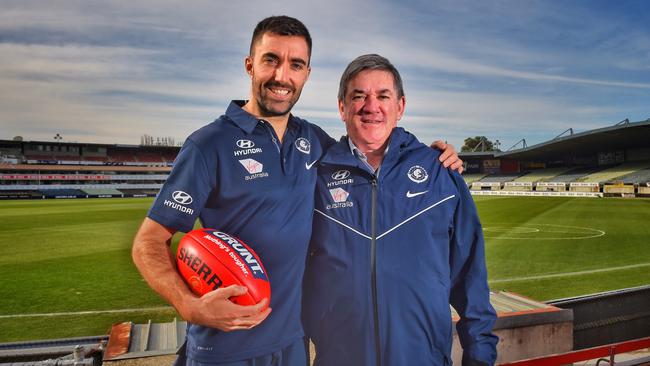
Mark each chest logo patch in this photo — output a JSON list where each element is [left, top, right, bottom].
[[236, 139, 255, 149], [234, 139, 263, 156], [295, 138, 311, 154], [327, 187, 354, 209], [327, 170, 354, 188], [407, 165, 428, 183], [329, 187, 349, 203], [331, 170, 350, 180], [239, 159, 269, 181], [239, 159, 263, 174]]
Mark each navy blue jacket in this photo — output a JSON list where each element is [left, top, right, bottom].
[[303, 128, 498, 366]]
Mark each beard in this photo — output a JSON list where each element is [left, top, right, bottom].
[[253, 81, 301, 117]]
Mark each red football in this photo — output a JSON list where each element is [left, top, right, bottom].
[[176, 228, 270, 308]]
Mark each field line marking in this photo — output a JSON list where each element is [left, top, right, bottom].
[[0, 306, 174, 319], [490, 262, 650, 284], [483, 223, 605, 240]]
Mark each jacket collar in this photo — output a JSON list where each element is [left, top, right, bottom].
[[321, 127, 418, 176]]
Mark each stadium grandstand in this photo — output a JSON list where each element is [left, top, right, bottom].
[[2, 117, 650, 200], [0, 139, 177, 200], [461, 118, 650, 198]]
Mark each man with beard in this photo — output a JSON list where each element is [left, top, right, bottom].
[[132, 16, 462, 366]]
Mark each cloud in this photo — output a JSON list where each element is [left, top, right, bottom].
[[0, 0, 648, 150]]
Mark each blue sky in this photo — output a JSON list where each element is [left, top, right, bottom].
[[1, 0, 649, 150]]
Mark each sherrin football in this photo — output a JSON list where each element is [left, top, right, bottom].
[[176, 228, 270, 308]]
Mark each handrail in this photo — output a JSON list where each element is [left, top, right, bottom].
[[499, 336, 650, 366]]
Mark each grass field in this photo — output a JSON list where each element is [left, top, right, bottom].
[[475, 196, 650, 300], [0, 196, 649, 342]]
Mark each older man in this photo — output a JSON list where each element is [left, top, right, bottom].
[[303, 54, 498, 366]]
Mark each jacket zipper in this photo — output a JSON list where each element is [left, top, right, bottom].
[[370, 177, 381, 366]]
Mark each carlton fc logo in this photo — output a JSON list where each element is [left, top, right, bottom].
[[172, 190, 193, 205], [295, 138, 310, 154], [407, 166, 428, 183], [331, 170, 350, 180], [236, 139, 255, 149]]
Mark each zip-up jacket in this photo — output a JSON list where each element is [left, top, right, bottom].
[[303, 127, 498, 366]]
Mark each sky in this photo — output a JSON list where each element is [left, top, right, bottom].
[[1, 0, 649, 150]]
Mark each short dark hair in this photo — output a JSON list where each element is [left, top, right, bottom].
[[338, 54, 404, 101], [250, 16, 312, 63]]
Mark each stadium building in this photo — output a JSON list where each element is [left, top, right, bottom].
[[0, 139, 175, 200], [460, 118, 650, 198], [2, 118, 649, 200]]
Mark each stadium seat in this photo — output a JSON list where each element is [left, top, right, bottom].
[[514, 167, 573, 183], [579, 161, 650, 183]]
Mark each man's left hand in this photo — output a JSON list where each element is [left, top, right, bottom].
[[432, 140, 464, 174]]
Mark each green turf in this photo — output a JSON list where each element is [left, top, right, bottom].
[[476, 196, 650, 301], [0, 196, 649, 342], [0, 309, 178, 342], [0, 198, 182, 342]]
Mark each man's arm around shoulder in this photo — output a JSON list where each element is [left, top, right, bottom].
[[132, 218, 271, 332]]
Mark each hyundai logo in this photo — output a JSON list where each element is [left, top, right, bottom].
[[172, 190, 193, 205], [236, 139, 255, 149], [331, 170, 350, 180]]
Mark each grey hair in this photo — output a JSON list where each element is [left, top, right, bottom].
[[337, 54, 404, 101]]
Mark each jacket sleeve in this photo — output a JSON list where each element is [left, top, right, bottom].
[[447, 171, 499, 365]]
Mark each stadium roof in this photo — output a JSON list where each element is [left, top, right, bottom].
[[460, 118, 650, 161]]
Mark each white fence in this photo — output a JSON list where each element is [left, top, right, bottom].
[[471, 182, 502, 190], [0, 183, 163, 190], [471, 190, 603, 198], [0, 174, 169, 181]]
